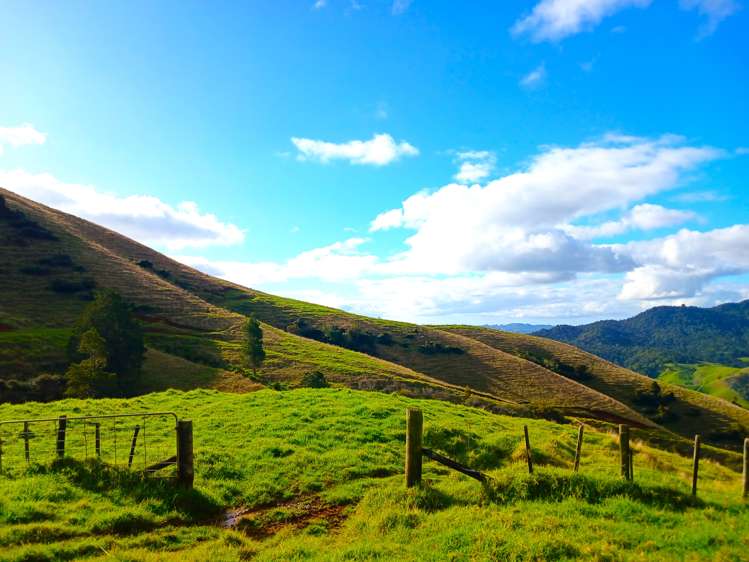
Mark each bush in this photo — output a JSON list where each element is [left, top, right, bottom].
[[301, 371, 329, 388], [49, 278, 96, 294]]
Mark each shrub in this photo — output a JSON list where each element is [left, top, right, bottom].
[[301, 370, 329, 388]]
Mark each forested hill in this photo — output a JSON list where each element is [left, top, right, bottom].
[[534, 301, 749, 376]]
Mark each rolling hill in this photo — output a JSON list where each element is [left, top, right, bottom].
[[2, 188, 749, 448], [534, 301, 749, 376]]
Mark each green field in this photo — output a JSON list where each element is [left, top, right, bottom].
[[659, 362, 749, 409], [0, 389, 747, 561]]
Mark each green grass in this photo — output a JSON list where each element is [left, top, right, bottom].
[[0, 389, 747, 561], [0, 327, 71, 379], [659, 363, 749, 409]]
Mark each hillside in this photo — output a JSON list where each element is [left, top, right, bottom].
[[3, 188, 749, 448], [439, 326, 749, 449], [0, 389, 747, 561], [0, 188, 654, 427], [534, 302, 749, 376], [658, 362, 749, 409]]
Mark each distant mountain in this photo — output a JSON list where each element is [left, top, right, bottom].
[[485, 323, 554, 334], [535, 301, 749, 376]]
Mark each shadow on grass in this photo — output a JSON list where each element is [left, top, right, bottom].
[[28, 458, 222, 522], [482, 470, 707, 511]]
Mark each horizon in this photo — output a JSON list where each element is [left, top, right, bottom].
[[2, 0, 748, 325]]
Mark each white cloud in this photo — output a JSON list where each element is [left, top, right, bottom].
[[454, 150, 495, 184], [176, 237, 378, 285], [0, 124, 47, 154], [512, 0, 651, 42], [291, 133, 419, 166], [619, 225, 749, 299], [0, 169, 244, 250], [671, 190, 729, 203], [371, 135, 721, 276], [392, 0, 413, 15], [680, 0, 741, 37], [565, 203, 697, 239], [313, 0, 326, 9], [520, 63, 547, 89]]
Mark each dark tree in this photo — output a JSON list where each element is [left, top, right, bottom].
[[301, 370, 329, 388], [67, 290, 145, 395], [244, 315, 266, 376]]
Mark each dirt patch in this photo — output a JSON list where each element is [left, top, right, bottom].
[[221, 495, 350, 539]]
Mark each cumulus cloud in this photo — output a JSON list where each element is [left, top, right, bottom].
[[0, 124, 47, 154], [454, 150, 495, 184], [512, 0, 651, 42], [680, 0, 741, 37], [565, 203, 697, 239], [619, 225, 749, 299], [176, 238, 378, 285], [371, 134, 721, 276], [0, 169, 244, 250], [520, 63, 547, 89], [291, 133, 419, 165]]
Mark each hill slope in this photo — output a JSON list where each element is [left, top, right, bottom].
[[0, 188, 655, 427], [535, 301, 749, 376], [4, 187, 749, 447], [439, 326, 749, 449]]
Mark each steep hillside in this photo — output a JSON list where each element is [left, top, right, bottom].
[[440, 326, 749, 449], [0, 188, 651, 427], [535, 302, 749, 375]]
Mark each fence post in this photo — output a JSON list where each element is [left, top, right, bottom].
[[128, 425, 141, 469], [56, 416, 67, 459], [573, 425, 584, 472], [619, 425, 630, 481], [524, 425, 534, 474], [23, 421, 30, 463], [94, 423, 101, 458], [176, 420, 194, 489], [692, 434, 701, 497], [742, 438, 748, 499], [405, 408, 423, 488]]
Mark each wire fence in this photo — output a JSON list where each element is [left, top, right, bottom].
[[0, 412, 179, 477]]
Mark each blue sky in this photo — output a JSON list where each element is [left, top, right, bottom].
[[1, 0, 747, 324]]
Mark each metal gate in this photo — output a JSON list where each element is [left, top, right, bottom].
[[0, 412, 183, 477]]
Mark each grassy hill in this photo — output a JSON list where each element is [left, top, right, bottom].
[[535, 301, 749, 376], [438, 326, 749, 449], [2, 188, 749, 449], [0, 388, 747, 561], [658, 362, 749, 409], [0, 188, 650, 425]]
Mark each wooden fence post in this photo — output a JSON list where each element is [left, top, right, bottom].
[[573, 425, 584, 472], [94, 423, 101, 458], [56, 416, 67, 459], [692, 434, 701, 497], [524, 425, 533, 474], [176, 420, 194, 489], [619, 425, 630, 481], [128, 425, 141, 469], [405, 408, 423, 488], [742, 437, 748, 499], [23, 421, 30, 463]]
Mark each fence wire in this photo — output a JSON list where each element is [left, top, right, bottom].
[[0, 412, 178, 477]]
